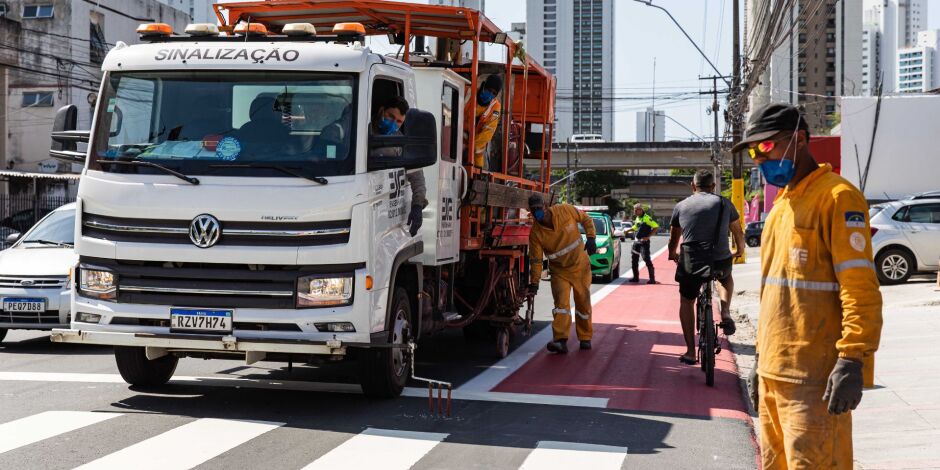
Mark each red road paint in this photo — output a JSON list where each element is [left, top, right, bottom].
[[494, 252, 750, 421]]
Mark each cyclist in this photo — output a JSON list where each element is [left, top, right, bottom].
[[667, 169, 745, 365]]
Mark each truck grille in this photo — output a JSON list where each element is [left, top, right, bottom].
[[82, 213, 351, 247], [0, 310, 61, 324], [80, 257, 363, 309], [0, 276, 67, 289]]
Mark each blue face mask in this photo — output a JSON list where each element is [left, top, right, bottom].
[[760, 158, 796, 187], [477, 89, 495, 106], [377, 117, 399, 135], [533, 209, 545, 222]]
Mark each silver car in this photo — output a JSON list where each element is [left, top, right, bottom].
[[870, 199, 940, 284], [0, 203, 76, 342]]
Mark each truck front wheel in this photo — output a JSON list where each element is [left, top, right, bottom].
[[360, 287, 411, 398], [114, 346, 178, 387]]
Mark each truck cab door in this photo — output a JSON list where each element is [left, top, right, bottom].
[[435, 82, 463, 263]]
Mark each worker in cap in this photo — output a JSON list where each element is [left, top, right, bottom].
[[629, 202, 660, 284], [472, 74, 503, 168], [737, 103, 883, 469], [526, 193, 597, 353]]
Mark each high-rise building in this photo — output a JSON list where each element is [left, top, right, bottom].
[[526, 0, 614, 142], [862, 0, 928, 94], [746, 0, 862, 133], [635, 108, 665, 142], [897, 30, 940, 93]]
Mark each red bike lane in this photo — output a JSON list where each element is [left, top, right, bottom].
[[493, 252, 750, 421]]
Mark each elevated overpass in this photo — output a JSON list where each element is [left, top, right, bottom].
[[523, 141, 752, 171]]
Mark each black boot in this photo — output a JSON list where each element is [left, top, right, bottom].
[[547, 340, 568, 354], [579, 340, 592, 350]]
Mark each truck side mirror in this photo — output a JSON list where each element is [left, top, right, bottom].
[[49, 104, 89, 164], [368, 109, 438, 171], [5, 233, 20, 245]]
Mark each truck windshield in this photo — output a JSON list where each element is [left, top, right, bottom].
[[91, 71, 356, 177]]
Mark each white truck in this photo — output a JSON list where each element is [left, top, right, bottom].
[[50, 2, 555, 398]]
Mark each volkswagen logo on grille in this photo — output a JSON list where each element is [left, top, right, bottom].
[[189, 214, 221, 248]]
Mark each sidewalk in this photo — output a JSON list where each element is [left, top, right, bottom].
[[730, 246, 940, 470]]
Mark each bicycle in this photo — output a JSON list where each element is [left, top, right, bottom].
[[695, 274, 721, 387]]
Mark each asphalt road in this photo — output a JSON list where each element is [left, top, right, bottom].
[[0, 236, 758, 469]]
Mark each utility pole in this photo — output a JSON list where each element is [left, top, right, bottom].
[[699, 75, 729, 194], [730, 0, 746, 263]]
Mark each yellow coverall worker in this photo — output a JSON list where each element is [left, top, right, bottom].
[[757, 164, 883, 470], [529, 205, 597, 342], [473, 98, 501, 168]]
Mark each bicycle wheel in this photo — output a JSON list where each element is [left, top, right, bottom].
[[702, 300, 716, 387], [697, 292, 708, 372]]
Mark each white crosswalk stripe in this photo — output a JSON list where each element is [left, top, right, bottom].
[[519, 441, 628, 470], [302, 428, 449, 470], [0, 411, 121, 454], [0, 411, 631, 469], [75, 418, 282, 470]]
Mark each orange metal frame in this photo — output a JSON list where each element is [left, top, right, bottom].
[[214, 0, 555, 251]]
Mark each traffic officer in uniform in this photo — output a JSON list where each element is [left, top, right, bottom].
[[527, 194, 597, 353], [629, 203, 659, 284], [738, 104, 883, 470]]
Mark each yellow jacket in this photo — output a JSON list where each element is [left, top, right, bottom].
[[474, 99, 501, 164], [758, 164, 883, 387], [528, 205, 596, 285]]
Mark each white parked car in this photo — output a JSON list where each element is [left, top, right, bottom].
[[0, 203, 76, 342], [870, 199, 940, 284]]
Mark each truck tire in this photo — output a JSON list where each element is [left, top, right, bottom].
[[360, 287, 411, 398], [876, 248, 914, 285], [114, 346, 178, 387], [0, 328, 7, 343]]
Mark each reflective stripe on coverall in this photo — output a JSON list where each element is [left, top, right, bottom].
[[473, 99, 501, 168], [529, 205, 597, 341], [758, 164, 883, 470]]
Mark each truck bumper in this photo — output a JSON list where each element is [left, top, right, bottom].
[[50, 328, 347, 356]]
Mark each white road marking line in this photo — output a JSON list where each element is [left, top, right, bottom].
[[519, 441, 629, 470], [0, 371, 607, 409], [458, 246, 668, 393], [0, 411, 121, 454], [401, 388, 608, 408], [302, 428, 448, 470], [76, 418, 281, 470]]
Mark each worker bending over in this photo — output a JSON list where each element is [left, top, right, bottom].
[[527, 194, 597, 353]]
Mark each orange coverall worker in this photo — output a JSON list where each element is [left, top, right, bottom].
[[529, 205, 597, 342], [757, 164, 883, 470], [473, 98, 501, 168]]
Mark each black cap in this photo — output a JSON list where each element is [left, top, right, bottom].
[[484, 74, 503, 92], [528, 193, 544, 207], [731, 103, 808, 153]]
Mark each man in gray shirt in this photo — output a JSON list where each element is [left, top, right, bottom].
[[667, 170, 745, 365]]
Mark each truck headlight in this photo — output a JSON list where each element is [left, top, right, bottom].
[[297, 275, 353, 308], [597, 246, 608, 255], [79, 267, 116, 300]]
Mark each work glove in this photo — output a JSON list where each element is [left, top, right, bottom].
[[527, 283, 539, 296], [822, 358, 864, 415], [747, 355, 760, 411], [407, 204, 423, 236], [585, 237, 597, 255]]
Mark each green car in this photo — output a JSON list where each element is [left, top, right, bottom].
[[580, 211, 622, 283]]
